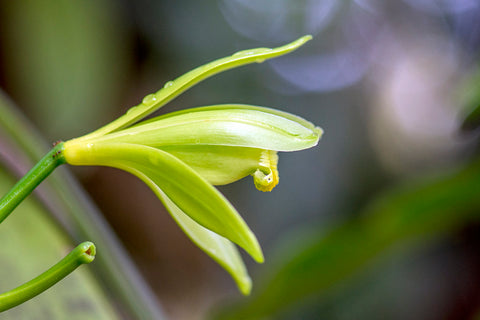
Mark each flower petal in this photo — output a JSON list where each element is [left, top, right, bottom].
[[63, 142, 264, 263], [160, 145, 264, 185], [102, 160, 252, 294], [78, 36, 312, 141], [111, 163, 252, 294], [157, 189, 252, 295], [163, 145, 279, 191], [90, 105, 322, 152]]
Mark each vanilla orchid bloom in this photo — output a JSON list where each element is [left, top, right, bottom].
[[62, 36, 321, 294]]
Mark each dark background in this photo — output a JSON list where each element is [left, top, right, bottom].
[[1, 1, 480, 319]]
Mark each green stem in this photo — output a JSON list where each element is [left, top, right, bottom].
[[0, 143, 65, 224], [0, 241, 96, 312]]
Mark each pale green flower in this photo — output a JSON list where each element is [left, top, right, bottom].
[[63, 36, 321, 294]]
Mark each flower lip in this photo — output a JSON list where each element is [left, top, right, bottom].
[[253, 150, 279, 192]]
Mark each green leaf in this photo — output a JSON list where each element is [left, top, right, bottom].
[[79, 36, 313, 141], [63, 143, 264, 263], [214, 157, 480, 319], [461, 103, 480, 131], [458, 65, 480, 131], [86, 105, 322, 152]]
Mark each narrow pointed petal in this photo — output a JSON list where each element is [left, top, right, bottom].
[[63, 142, 264, 263], [90, 105, 322, 152], [78, 36, 312, 141], [156, 188, 251, 295], [161, 192, 252, 295], [102, 160, 252, 294]]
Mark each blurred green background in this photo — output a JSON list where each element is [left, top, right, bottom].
[[1, 0, 480, 319]]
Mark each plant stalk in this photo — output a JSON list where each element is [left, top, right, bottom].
[[0, 143, 65, 224], [0, 241, 96, 312]]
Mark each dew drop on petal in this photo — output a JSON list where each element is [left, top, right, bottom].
[[163, 81, 174, 88], [232, 48, 272, 57], [142, 94, 157, 105], [126, 106, 138, 114], [232, 50, 251, 57], [255, 48, 272, 54]]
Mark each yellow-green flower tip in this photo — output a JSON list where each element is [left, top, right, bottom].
[[239, 274, 253, 296], [253, 150, 279, 192]]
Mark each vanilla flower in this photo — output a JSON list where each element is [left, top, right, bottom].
[[62, 36, 321, 294]]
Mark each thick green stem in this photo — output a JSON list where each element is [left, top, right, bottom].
[[0, 143, 65, 224], [0, 241, 96, 312]]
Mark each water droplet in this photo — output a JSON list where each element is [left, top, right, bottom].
[[163, 81, 174, 88], [126, 106, 138, 114], [255, 48, 272, 54], [232, 47, 273, 58], [142, 94, 157, 105], [233, 50, 253, 57], [256, 58, 265, 63]]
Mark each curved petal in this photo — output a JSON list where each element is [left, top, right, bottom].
[[90, 105, 322, 152], [160, 192, 252, 295], [114, 163, 252, 294], [63, 142, 264, 263], [151, 185, 251, 295], [162, 145, 279, 191], [77, 36, 312, 141], [160, 145, 264, 185]]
